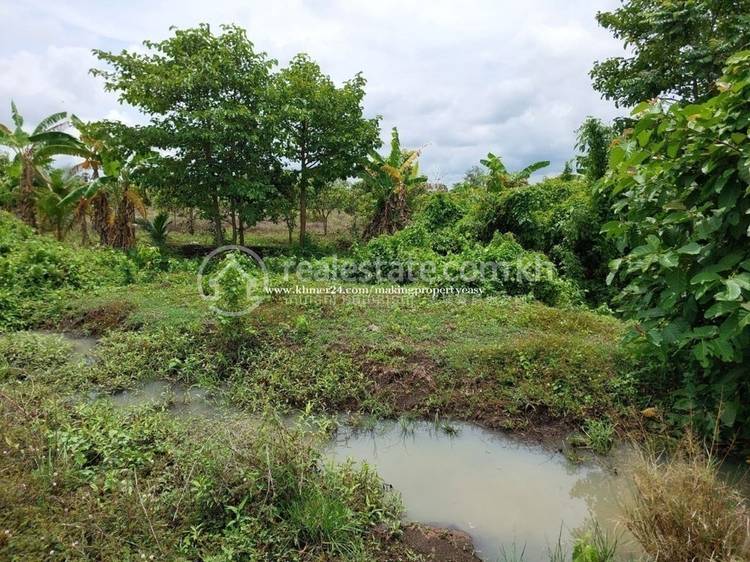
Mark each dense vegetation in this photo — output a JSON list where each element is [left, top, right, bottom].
[[2, 1, 750, 560]]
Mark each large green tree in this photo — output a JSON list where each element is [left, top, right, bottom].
[[92, 24, 277, 245], [273, 54, 380, 245], [591, 0, 750, 107]]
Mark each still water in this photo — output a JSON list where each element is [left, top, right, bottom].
[[328, 421, 640, 561]]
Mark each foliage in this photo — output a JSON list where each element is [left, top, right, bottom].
[[465, 178, 615, 302], [0, 212, 177, 330], [273, 53, 380, 245], [36, 168, 81, 241], [135, 210, 171, 246], [0, 102, 89, 227], [480, 152, 550, 192], [603, 52, 750, 440], [92, 24, 278, 245], [0, 369, 401, 560], [575, 118, 614, 182], [590, 0, 750, 107], [581, 419, 614, 455], [309, 179, 350, 236], [571, 521, 617, 562], [361, 127, 426, 239], [350, 194, 581, 305]]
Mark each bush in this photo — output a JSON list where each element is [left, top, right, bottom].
[[603, 51, 750, 442], [0, 212, 187, 330]]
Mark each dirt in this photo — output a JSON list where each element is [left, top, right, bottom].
[[61, 300, 135, 335], [383, 524, 482, 562]]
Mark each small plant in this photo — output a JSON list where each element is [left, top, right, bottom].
[[499, 542, 527, 561], [295, 314, 310, 338], [571, 521, 618, 562], [135, 211, 172, 246], [582, 419, 614, 455]]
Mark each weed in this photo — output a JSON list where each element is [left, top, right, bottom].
[[625, 435, 750, 561], [582, 419, 615, 455]]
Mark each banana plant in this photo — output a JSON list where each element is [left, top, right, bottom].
[[62, 152, 149, 249], [363, 127, 427, 238], [0, 101, 91, 227], [480, 152, 550, 192], [69, 117, 110, 245], [36, 168, 83, 241]]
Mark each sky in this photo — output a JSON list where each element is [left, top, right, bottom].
[[0, 0, 626, 184]]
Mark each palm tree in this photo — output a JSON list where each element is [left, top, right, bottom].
[[363, 127, 427, 239], [480, 153, 550, 192], [136, 211, 172, 246], [36, 169, 81, 241], [0, 102, 89, 227]]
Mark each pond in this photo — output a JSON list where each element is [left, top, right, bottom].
[[327, 420, 641, 561]]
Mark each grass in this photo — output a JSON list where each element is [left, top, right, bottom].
[[0, 337, 403, 560], [46, 275, 636, 436], [624, 435, 750, 561]]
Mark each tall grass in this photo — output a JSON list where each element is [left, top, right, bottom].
[[624, 435, 750, 561]]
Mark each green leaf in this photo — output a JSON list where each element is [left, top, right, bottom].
[[706, 301, 740, 318], [716, 279, 742, 301], [677, 242, 702, 255]]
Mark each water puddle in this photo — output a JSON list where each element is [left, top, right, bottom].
[[30, 330, 99, 363], [105, 380, 230, 419], [327, 421, 640, 561]]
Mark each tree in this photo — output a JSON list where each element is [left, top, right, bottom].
[[480, 152, 549, 192], [560, 161, 575, 181], [273, 53, 380, 245], [603, 51, 750, 441], [92, 24, 277, 245], [310, 179, 349, 235], [461, 165, 489, 188], [591, 0, 750, 107], [36, 168, 81, 241], [0, 102, 88, 227], [362, 127, 426, 239], [575, 117, 614, 182]]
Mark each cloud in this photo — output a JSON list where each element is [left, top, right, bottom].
[[0, 0, 625, 184]]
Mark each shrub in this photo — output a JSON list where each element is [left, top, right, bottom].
[[603, 51, 750, 442]]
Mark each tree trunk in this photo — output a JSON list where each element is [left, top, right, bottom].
[[211, 191, 223, 246], [238, 213, 245, 246], [110, 192, 136, 249], [80, 212, 90, 246], [186, 208, 195, 235], [323, 213, 329, 236], [92, 193, 111, 246], [287, 218, 294, 246], [299, 178, 307, 246], [230, 199, 238, 244], [299, 126, 308, 246], [17, 161, 37, 228]]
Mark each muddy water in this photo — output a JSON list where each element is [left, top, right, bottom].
[[328, 421, 640, 561], [106, 381, 228, 419]]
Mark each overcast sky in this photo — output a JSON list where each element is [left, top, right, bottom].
[[1, 0, 626, 184]]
